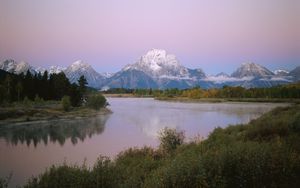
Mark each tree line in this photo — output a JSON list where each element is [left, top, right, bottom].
[[102, 83, 300, 99], [0, 70, 87, 106]]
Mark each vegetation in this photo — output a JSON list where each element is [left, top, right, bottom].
[[0, 174, 11, 188], [101, 82, 300, 102], [23, 104, 300, 188], [0, 70, 109, 123], [61, 95, 71, 111], [86, 94, 107, 110], [0, 70, 85, 106], [158, 127, 185, 154]]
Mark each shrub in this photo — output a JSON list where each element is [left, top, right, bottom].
[[24, 164, 90, 188], [61, 95, 71, 111], [34, 94, 44, 105], [90, 156, 116, 188], [0, 174, 11, 188], [86, 94, 107, 110], [114, 147, 161, 187], [23, 96, 32, 107], [158, 127, 185, 154]]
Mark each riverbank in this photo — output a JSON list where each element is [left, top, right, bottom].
[[0, 102, 112, 125], [103, 93, 153, 98], [155, 96, 300, 103], [17, 103, 300, 188], [104, 94, 300, 103]]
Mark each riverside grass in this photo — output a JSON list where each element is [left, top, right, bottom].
[[20, 104, 300, 188]]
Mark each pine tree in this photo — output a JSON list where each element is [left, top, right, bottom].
[[78, 75, 88, 95]]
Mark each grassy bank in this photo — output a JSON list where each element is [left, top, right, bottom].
[[156, 96, 300, 103], [0, 101, 111, 125], [14, 104, 300, 188]]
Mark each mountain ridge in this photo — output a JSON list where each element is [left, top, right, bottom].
[[1, 50, 299, 89]]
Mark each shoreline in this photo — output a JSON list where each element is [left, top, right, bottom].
[[103, 93, 153, 98], [104, 94, 300, 104], [18, 103, 300, 187], [155, 97, 300, 103], [0, 106, 112, 126]]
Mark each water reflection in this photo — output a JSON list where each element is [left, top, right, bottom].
[[108, 98, 288, 139], [0, 115, 110, 147]]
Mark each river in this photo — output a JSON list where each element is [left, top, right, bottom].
[[0, 98, 288, 187]]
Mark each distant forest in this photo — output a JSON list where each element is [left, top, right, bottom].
[[1, 68, 299, 106], [0, 70, 87, 106], [103, 83, 300, 99]]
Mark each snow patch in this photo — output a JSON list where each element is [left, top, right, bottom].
[[204, 76, 254, 83]]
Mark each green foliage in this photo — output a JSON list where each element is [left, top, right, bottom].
[[61, 96, 71, 112], [180, 83, 300, 99], [101, 82, 300, 99], [78, 75, 88, 96], [113, 147, 161, 187], [0, 70, 86, 107], [23, 105, 300, 188], [69, 83, 82, 107], [34, 94, 44, 104], [86, 94, 107, 110], [24, 164, 90, 188], [0, 174, 11, 188], [89, 156, 116, 187], [23, 96, 32, 107], [158, 127, 185, 154]]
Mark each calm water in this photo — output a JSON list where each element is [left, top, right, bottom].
[[0, 98, 288, 187]]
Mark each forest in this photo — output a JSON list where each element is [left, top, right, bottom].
[[102, 82, 300, 99], [0, 70, 87, 107]]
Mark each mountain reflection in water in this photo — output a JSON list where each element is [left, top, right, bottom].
[[0, 115, 110, 147]]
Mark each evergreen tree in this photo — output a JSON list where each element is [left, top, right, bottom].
[[78, 75, 88, 95], [15, 81, 23, 101]]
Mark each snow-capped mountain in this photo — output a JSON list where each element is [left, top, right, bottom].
[[274, 69, 289, 76], [104, 69, 158, 89], [101, 72, 114, 78], [64, 60, 105, 88], [1, 55, 298, 89], [123, 49, 190, 79], [231, 62, 274, 78], [202, 64, 293, 88], [106, 49, 206, 89], [0, 59, 36, 74], [35, 67, 46, 74], [35, 65, 65, 74], [288, 66, 300, 81], [216, 72, 230, 77], [49, 66, 65, 74]]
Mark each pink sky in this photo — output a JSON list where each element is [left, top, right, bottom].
[[0, 0, 299, 74]]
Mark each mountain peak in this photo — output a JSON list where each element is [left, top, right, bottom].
[[49, 65, 65, 74], [124, 49, 188, 79], [216, 72, 229, 77], [0, 59, 35, 74], [64, 60, 104, 88], [231, 62, 274, 78], [274, 69, 289, 76], [71, 60, 90, 67], [288, 66, 300, 81], [145, 49, 167, 58], [69, 60, 91, 71]]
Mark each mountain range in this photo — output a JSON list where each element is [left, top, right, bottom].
[[1, 49, 299, 89]]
